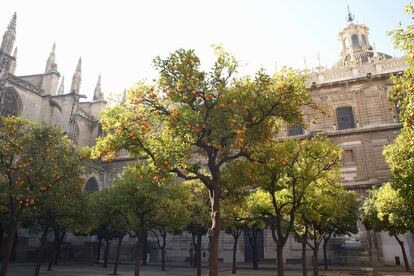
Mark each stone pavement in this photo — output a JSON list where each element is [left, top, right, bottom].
[[5, 263, 414, 276]]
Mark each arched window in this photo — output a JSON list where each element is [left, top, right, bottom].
[[0, 88, 19, 116], [351, 34, 360, 48], [85, 177, 99, 193], [344, 38, 349, 50], [361, 35, 367, 46]]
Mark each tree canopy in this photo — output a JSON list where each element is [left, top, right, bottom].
[[0, 116, 84, 276], [385, 3, 414, 207], [361, 183, 412, 271], [220, 135, 341, 275], [90, 47, 311, 276]]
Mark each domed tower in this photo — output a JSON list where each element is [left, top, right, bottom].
[[335, 6, 391, 68]]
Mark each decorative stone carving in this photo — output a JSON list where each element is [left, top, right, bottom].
[[0, 54, 11, 77], [308, 58, 408, 86]]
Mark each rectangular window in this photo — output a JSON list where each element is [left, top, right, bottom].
[[336, 106, 355, 130], [287, 123, 304, 136], [343, 149, 355, 165]]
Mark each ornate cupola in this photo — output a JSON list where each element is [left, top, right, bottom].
[[338, 6, 372, 57], [334, 6, 392, 68]]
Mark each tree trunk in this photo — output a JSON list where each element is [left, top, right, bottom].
[[96, 237, 102, 263], [0, 221, 18, 276], [142, 232, 148, 266], [252, 242, 258, 270], [10, 232, 18, 262], [196, 232, 202, 276], [54, 231, 65, 265], [208, 185, 221, 276], [156, 230, 167, 271], [322, 238, 328, 271], [394, 235, 410, 272], [276, 245, 284, 276], [47, 241, 55, 271], [161, 245, 166, 271], [302, 237, 307, 276], [34, 225, 49, 276], [312, 244, 319, 276], [103, 238, 110, 268], [47, 229, 60, 271], [191, 233, 196, 267], [112, 236, 123, 275], [0, 224, 3, 255], [231, 234, 239, 274], [245, 229, 259, 270], [134, 225, 146, 276]]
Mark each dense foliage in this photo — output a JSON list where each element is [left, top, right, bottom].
[[0, 116, 85, 276], [90, 47, 311, 276], [219, 135, 342, 275], [361, 183, 412, 272], [385, 3, 414, 209]]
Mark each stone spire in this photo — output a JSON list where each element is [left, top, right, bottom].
[[57, 75, 65, 95], [121, 89, 127, 104], [8, 47, 17, 74], [1, 13, 16, 55], [45, 43, 58, 73], [93, 74, 104, 101], [70, 57, 81, 93]]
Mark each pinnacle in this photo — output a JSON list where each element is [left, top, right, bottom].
[[8, 12, 17, 30], [76, 57, 82, 71]]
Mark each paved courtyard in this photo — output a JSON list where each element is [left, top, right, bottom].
[[4, 263, 414, 276]]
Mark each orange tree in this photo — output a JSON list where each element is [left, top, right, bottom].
[[46, 187, 91, 272], [361, 183, 413, 272], [151, 181, 191, 272], [89, 188, 128, 275], [108, 163, 176, 276], [91, 47, 310, 276], [184, 180, 211, 276], [0, 116, 84, 276], [222, 162, 265, 272], [33, 176, 88, 276], [384, 3, 414, 213], [221, 192, 247, 274], [224, 136, 341, 276], [294, 184, 358, 276], [240, 191, 266, 271]]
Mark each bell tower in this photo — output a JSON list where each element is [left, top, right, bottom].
[[338, 6, 372, 58]]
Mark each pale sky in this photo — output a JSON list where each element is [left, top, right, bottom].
[[0, 0, 411, 101]]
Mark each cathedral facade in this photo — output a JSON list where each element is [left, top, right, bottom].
[[0, 11, 412, 268], [0, 13, 109, 192], [273, 11, 411, 267]]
